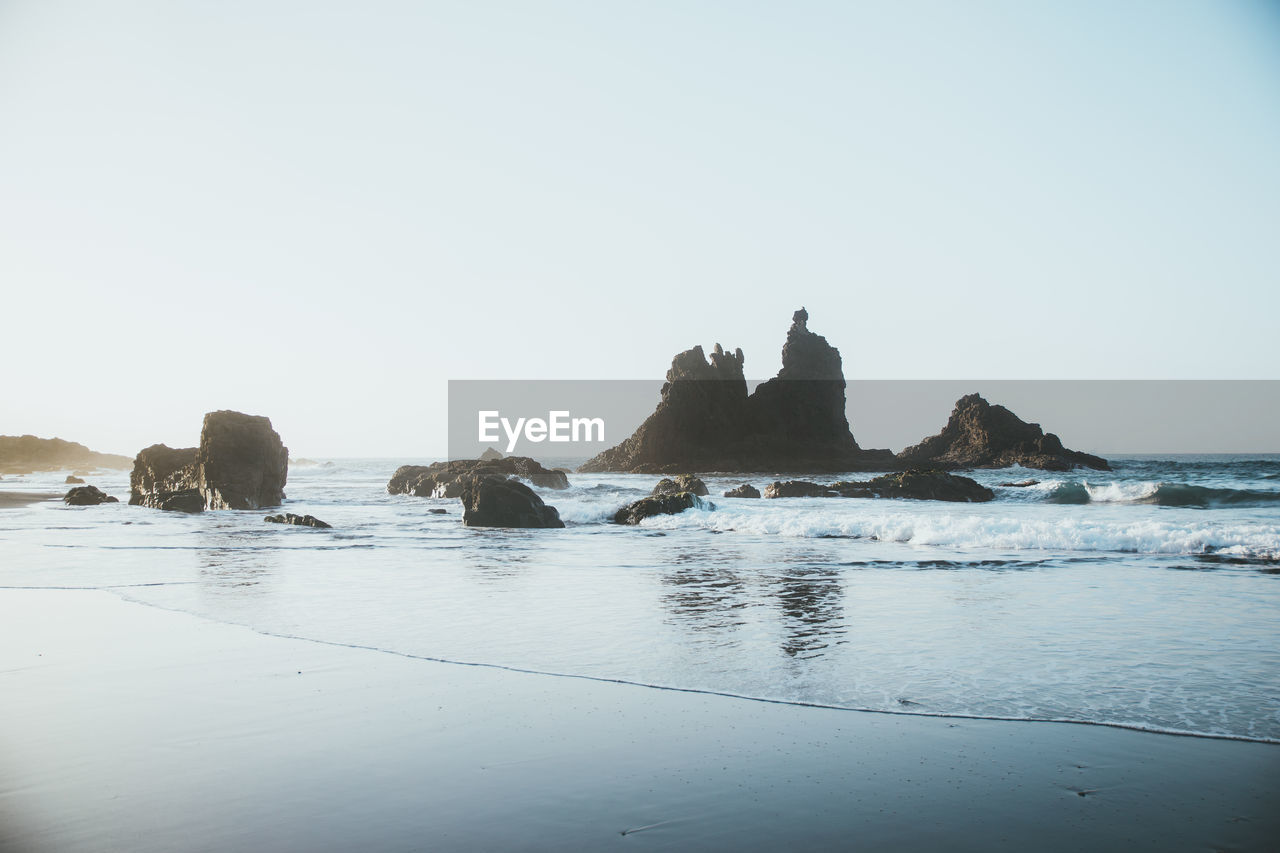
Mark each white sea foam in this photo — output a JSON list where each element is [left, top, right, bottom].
[[633, 503, 1280, 560]]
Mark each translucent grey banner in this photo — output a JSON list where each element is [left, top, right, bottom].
[[448, 380, 1280, 465]]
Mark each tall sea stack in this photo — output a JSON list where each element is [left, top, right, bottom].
[[579, 309, 893, 473], [130, 411, 289, 511]]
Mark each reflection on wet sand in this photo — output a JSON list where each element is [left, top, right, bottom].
[[774, 567, 846, 660], [196, 525, 281, 591]]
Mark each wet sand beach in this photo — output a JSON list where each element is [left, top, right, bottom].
[[1, 588, 1276, 852]]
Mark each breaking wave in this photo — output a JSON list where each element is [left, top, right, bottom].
[[1046, 481, 1280, 508]]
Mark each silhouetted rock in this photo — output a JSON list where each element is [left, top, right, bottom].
[[129, 411, 289, 511], [613, 492, 709, 525], [388, 456, 568, 498], [265, 513, 331, 529], [898, 394, 1109, 472], [653, 474, 708, 496], [478, 447, 504, 461], [1000, 479, 1041, 487], [764, 481, 834, 498], [64, 475, 84, 484], [63, 485, 119, 506], [0, 435, 131, 475], [458, 475, 564, 528], [428, 508, 448, 514], [724, 484, 761, 498], [580, 309, 894, 474]]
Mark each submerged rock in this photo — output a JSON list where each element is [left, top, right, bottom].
[[652, 474, 708, 496], [898, 394, 1109, 472], [763, 480, 834, 498], [860, 470, 994, 502], [63, 485, 119, 506], [723, 483, 761, 498], [1000, 479, 1041, 488], [64, 475, 85, 484], [388, 456, 568, 498], [458, 475, 564, 529], [265, 513, 332, 529], [129, 411, 289, 511], [580, 309, 894, 474], [763, 470, 992, 502], [613, 491, 710, 525]]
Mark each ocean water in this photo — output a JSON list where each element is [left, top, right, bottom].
[[2, 455, 1278, 743]]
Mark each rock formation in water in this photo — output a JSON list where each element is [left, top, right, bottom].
[[0, 435, 132, 475], [265, 513, 331, 529], [613, 492, 710, 525], [387, 456, 568, 498], [478, 447, 504, 461], [63, 485, 120, 506], [652, 474, 708, 496], [65, 475, 84, 484], [723, 483, 761, 498], [897, 394, 1109, 472], [763, 470, 994, 502], [129, 411, 289, 511], [458, 475, 564, 528], [580, 309, 894, 474]]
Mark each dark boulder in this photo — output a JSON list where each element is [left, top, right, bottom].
[[861, 470, 994, 502], [653, 474, 708, 496], [388, 456, 568, 498], [613, 491, 710, 525], [458, 475, 564, 528], [898, 394, 1109, 471], [129, 411, 289, 511], [723, 483, 761, 498], [763, 481, 835, 498], [428, 508, 448, 514], [63, 485, 119, 506], [64, 475, 85, 484], [265, 513, 332, 529], [160, 489, 206, 513], [580, 309, 894, 474]]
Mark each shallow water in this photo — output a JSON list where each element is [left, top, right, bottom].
[[2, 455, 1278, 742]]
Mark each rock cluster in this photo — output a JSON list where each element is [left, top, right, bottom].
[[764, 469, 994, 502], [723, 484, 761, 498], [63, 485, 119, 506], [130, 411, 289, 512], [388, 457, 568, 498], [898, 394, 1108, 472], [265, 513, 332, 529], [613, 492, 711, 525], [580, 309, 894, 474]]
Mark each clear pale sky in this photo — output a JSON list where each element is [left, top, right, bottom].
[[2, 1, 1277, 456]]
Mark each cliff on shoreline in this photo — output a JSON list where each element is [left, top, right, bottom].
[[0, 435, 132, 475]]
